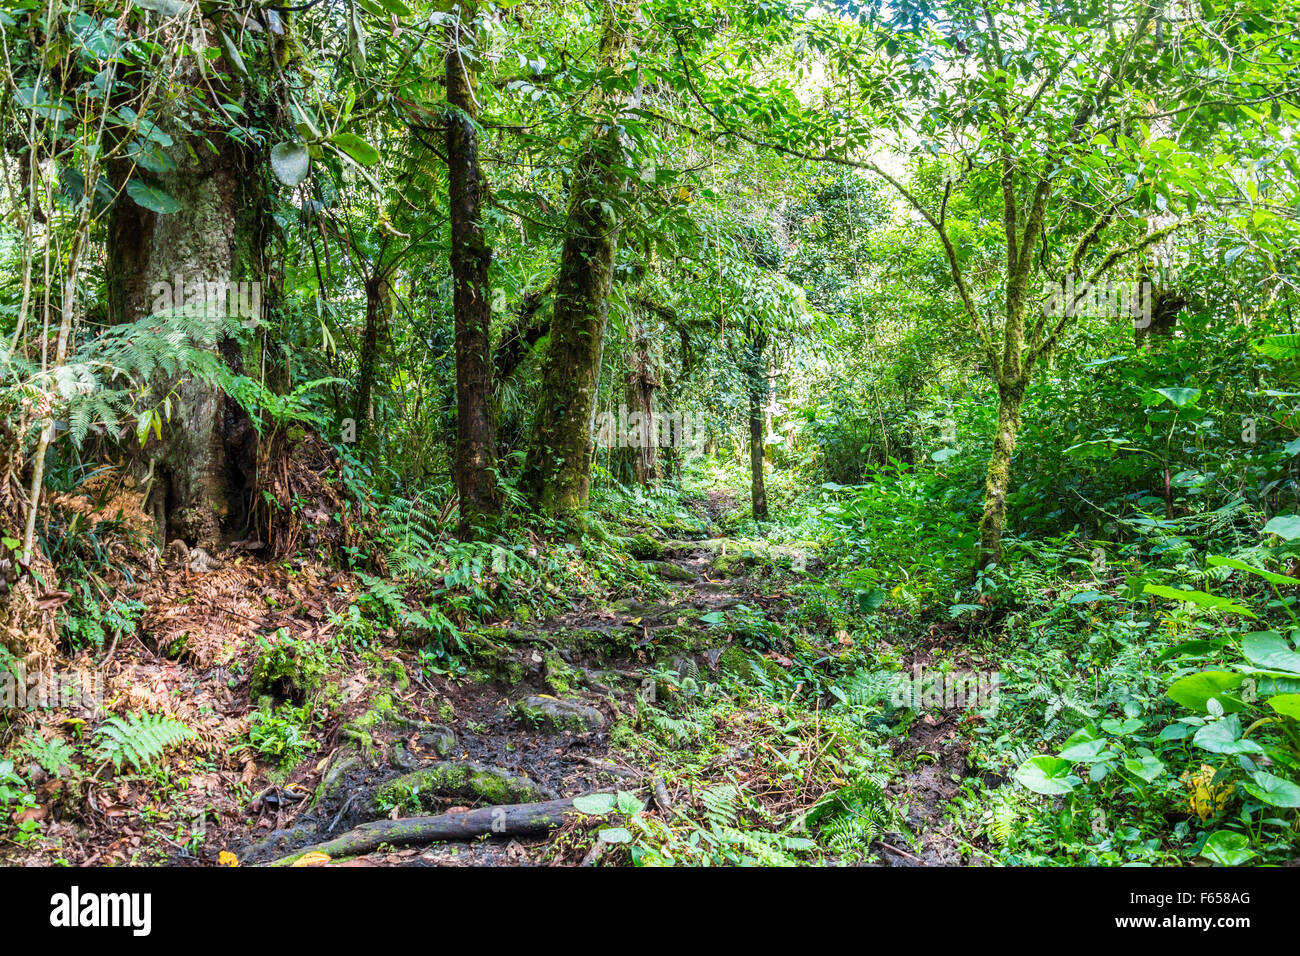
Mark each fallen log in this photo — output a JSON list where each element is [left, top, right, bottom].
[[267, 798, 579, 866]]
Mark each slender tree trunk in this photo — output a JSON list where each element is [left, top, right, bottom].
[[977, 379, 1026, 569], [749, 387, 768, 522], [355, 273, 390, 426], [745, 321, 769, 521], [620, 332, 658, 486], [522, 0, 636, 515], [446, 11, 501, 530]]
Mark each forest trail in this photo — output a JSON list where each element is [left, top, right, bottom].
[[228, 522, 984, 867], [240, 534, 760, 866]]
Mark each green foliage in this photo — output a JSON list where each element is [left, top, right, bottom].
[[247, 705, 317, 768], [92, 712, 196, 775]]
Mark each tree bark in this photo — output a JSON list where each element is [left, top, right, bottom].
[[355, 273, 390, 426], [446, 9, 501, 531], [977, 379, 1026, 569], [619, 331, 659, 486], [522, 0, 636, 515], [268, 797, 578, 865], [107, 132, 263, 549], [745, 320, 769, 521]]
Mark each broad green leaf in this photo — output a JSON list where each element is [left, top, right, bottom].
[[1239, 771, 1300, 808], [331, 131, 380, 166], [1193, 716, 1264, 755], [1068, 590, 1112, 604], [1200, 831, 1256, 866], [1241, 632, 1300, 676], [1207, 554, 1300, 585], [571, 793, 617, 815], [217, 28, 249, 79], [857, 588, 886, 613], [1254, 334, 1300, 360], [1143, 584, 1256, 617], [1123, 755, 1165, 782], [270, 142, 311, 187], [1100, 717, 1142, 737], [699, 611, 726, 625], [125, 179, 181, 214], [1166, 671, 1245, 713], [1267, 694, 1300, 720], [1015, 756, 1078, 795], [598, 827, 632, 844], [1262, 514, 1300, 540], [1059, 728, 1107, 762], [1154, 386, 1200, 408], [1154, 639, 1223, 664]]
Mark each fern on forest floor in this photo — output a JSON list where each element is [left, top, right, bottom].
[[92, 712, 196, 774]]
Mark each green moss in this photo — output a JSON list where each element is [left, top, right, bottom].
[[373, 762, 548, 813], [717, 646, 787, 684], [339, 692, 400, 757], [644, 560, 696, 582], [628, 533, 665, 560], [544, 654, 578, 696], [250, 632, 327, 703], [514, 695, 606, 733], [464, 631, 525, 684], [362, 652, 410, 692], [710, 551, 760, 577]]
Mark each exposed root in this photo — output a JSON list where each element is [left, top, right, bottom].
[[267, 798, 580, 866]]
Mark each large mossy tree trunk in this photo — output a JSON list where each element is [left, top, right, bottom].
[[522, 0, 635, 516], [107, 131, 263, 549], [446, 10, 501, 531]]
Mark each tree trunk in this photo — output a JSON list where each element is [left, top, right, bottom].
[[107, 132, 263, 549], [446, 12, 501, 531], [619, 332, 658, 486], [355, 273, 390, 427], [522, 0, 636, 515], [745, 321, 769, 521], [976, 380, 1026, 569]]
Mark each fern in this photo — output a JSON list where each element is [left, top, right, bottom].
[[807, 771, 901, 854], [17, 732, 76, 776], [93, 712, 196, 774]]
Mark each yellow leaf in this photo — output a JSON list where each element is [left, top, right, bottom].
[[218, 850, 239, 867], [675, 186, 692, 203], [1181, 764, 1233, 820], [292, 851, 332, 867]]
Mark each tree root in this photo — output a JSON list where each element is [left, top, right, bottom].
[[267, 797, 579, 866]]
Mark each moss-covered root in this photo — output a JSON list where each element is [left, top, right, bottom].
[[267, 798, 578, 866], [514, 695, 607, 733], [374, 762, 557, 812]]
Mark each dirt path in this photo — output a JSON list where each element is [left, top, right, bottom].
[[220, 531, 986, 866], [233, 537, 756, 865]]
